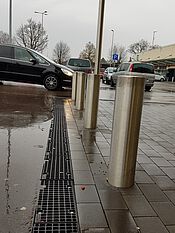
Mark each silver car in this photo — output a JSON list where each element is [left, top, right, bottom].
[[102, 67, 117, 84], [111, 62, 155, 91], [66, 58, 92, 74]]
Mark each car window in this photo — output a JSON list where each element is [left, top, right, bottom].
[[108, 68, 114, 73], [68, 59, 91, 67], [15, 47, 33, 62], [29, 50, 49, 65], [133, 63, 154, 74], [0, 46, 13, 59], [118, 63, 130, 71]]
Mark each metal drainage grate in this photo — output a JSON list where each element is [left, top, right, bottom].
[[34, 180, 77, 223], [32, 223, 79, 233], [32, 99, 80, 233]]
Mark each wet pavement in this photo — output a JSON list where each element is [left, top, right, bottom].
[[0, 83, 71, 233], [0, 81, 175, 233], [68, 81, 175, 233]]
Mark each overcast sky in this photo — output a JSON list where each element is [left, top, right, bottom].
[[0, 0, 175, 59]]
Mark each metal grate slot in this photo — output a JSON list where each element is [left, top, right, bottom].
[[41, 157, 73, 180]]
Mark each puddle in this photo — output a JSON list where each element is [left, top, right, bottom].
[[0, 86, 54, 232]]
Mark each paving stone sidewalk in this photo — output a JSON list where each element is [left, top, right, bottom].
[[64, 97, 175, 233]]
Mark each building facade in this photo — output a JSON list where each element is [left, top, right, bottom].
[[138, 44, 175, 81]]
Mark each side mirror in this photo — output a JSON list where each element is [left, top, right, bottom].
[[30, 59, 37, 65]]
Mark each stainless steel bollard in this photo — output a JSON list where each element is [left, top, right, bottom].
[[71, 72, 78, 102], [108, 73, 146, 188], [84, 74, 100, 129], [75, 72, 86, 110]]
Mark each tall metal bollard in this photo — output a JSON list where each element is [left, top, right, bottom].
[[71, 72, 78, 103], [75, 72, 86, 110], [84, 74, 100, 129], [108, 73, 147, 188]]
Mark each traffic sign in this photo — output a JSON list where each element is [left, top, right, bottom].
[[113, 53, 119, 61]]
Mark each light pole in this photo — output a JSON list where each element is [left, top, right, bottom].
[[9, 0, 12, 43], [34, 10, 48, 34], [152, 30, 157, 47], [94, 0, 105, 75], [111, 29, 114, 66]]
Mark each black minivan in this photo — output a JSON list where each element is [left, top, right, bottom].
[[0, 44, 74, 90]]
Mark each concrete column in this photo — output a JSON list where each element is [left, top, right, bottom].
[[71, 72, 78, 103], [108, 74, 145, 188], [84, 74, 100, 129], [75, 72, 86, 110]]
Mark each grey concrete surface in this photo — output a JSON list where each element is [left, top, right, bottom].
[[67, 81, 175, 233]]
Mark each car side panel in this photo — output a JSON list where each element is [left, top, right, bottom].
[[0, 57, 13, 80], [9, 59, 50, 84]]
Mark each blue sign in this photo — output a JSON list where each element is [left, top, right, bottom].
[[113, 53, 119, 61]]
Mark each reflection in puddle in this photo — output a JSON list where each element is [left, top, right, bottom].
[[5, 129, 11, 215], [0, 89, 53, 129], [0, 86, 55, 233]]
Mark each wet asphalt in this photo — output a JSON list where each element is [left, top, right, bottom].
[[0, 83, 71, 233], [0, 81, 175, 232]]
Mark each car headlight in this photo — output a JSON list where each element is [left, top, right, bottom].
[[61, 68, 73, 77]]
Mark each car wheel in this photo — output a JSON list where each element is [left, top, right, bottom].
[[160, 78, 164, 82], [44, 74, 60, 91], [111, 79, 114, 87], [145, 86, 151, 92]]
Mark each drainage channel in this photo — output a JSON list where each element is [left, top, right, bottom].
[[32, 99, 80, 233]]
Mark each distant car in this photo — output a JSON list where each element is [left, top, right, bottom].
[[99, 68, 105, 79], [0, 44, 74, 91], [111, 62, 155, 91], [154, 74, 166, 82], [66, 58, 92, 73], [102, 67, 117, 84]]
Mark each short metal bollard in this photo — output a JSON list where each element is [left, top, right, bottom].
[[84, 74, 100, 129], [71, 72, 78, 103], [75, 72, 86, 111], [108, 73, 154, 188]]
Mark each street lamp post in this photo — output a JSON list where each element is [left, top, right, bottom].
[[152, 30, 157, 47], [111, 29, 114, 66], [94, 0, 105, 75], [9, 0, 12, 43], [34, 10, 48, 35], [84, 0, 105, 129]]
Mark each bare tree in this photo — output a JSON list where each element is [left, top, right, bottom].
[[53, 41, 70, 64], [16, 18, 48, 52], [0, 31, 10, 44], [108, 44, 125, 64], [128, 39, 150, 54], [150, 44, 160, 50], [79, 42, 96, 65]]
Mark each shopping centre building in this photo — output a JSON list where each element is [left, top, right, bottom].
[[137, 43, 175, 81]]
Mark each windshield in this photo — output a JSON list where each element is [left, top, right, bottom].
[[68, 58, 91, 67]]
